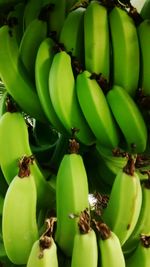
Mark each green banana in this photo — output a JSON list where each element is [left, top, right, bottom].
[[0, 111, 55, 209], [35, 37, 66, 133], [109, 6, 140, 96], [7, 2, 25, 45], [49, 50, 95, 145], [19, 18, 47, 81], [106, 85, 148, 153], [59, 6, 85, 64], [71, 210, 98, 267], [97, 222, 125, 267], [84, 1, 110, 80], [102, 157, 142, 245], [126, 234, 150, 267], [137, 19, 150, 96], [27, 218, 58, 267], [0, 24, 46, 122], [2, 156, 38, 264], [123, 177, 150, 254], [55, 138, 89, 256], [76, 70, 120, 148]]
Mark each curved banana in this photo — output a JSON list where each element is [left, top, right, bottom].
[[137, 19, 150, 96], [59, 7, 85, 64], [27, 218, 58, 267], [123, 177, 150, 254], [109, 6, 140, 96], [71, 210, 98, 267], [0, 24, 46, 122], [55, 138, 89, 256], [35, 37, 66, 133], [0, 111, 55, 209], [126, 234, 150, 267], [49, 51, 95, 145], [84, 1, 110, 80], [106, 85, 148, 153], [102, 157, 142, 245], [19, 18, 47, 81], [97, 223, 125, 267], [76, 70, 120, 148], [2, 156, 38, 265]]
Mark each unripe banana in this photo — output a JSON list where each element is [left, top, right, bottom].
[[55, 138, 89, 256], [102, 157, 142, 245], [27, 218, 58, 267], [109, 6, 140, 96], [71, 210, 98, 267], [96, 222, 125, 267], [59, 7, 85, 64], [84, 1, 110, 80], [0, 110, 55, 209], [49, 50, 95, 145], [0, 24, 46, 122], [76, 70, 120, 148], [137, 19, 150, 96], [2, 156, 38, 265], [106, 85, 148, 153], [35, 37, 66, 133], [126, 234, 150, 267], [123, 176, 150, 254], [19, 18, 47, 81]]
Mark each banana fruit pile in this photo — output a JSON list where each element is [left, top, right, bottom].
[[0, 0, 150, 266]]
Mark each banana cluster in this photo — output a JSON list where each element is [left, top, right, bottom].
[[0, 0, 150, 266]]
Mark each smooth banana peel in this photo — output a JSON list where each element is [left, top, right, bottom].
[[106, 85, 148, 153], [71, 209, 98, 267], [2, 156, 38, 265], [19, 18, 47, 81], [59, 6, 85, 64], [55, 138, 89, 256], [49, 50, 95, 145], [76, 70, 120, 148], [96, 222, 125, 267], [35, 37, 66, 133], [109, 6, 140, 96], [84, 1, 110, 80], [0, 24, 46, 122], [137, 19, 150, 96], [126, 234, 150, 267]]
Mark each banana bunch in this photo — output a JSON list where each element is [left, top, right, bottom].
[[0, 0, 150, 266]]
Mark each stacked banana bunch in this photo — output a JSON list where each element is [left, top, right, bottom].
[[0, 0, 150, 266]]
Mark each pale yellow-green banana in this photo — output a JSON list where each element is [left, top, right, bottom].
[[2, 156, 38, 264], [49, 50, 95, 145], [126, 234, 150, 267], [55, 138, 89, 256]]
